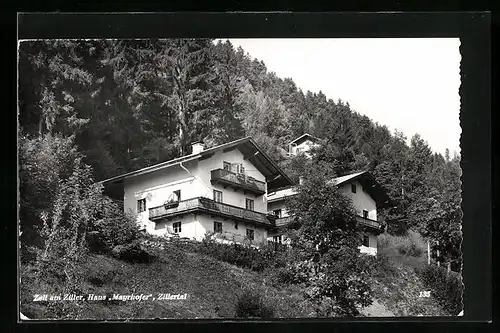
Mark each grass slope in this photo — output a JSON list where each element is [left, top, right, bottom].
[[361, 232, 448, 317], [20, 242, 315, 320], [21, 231, 452, 319]]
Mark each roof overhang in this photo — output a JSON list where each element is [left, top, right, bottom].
[[289, 133, 320, 146], [336, 171, 392, 208], [99, 137, 293, 191]]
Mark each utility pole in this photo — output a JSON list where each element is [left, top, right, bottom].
[[427, 241, 431, 265]]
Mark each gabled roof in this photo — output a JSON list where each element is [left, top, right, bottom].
[[100, 137, 293, 191], [289, 133, 320, 146], [266, 171, 391, 207]]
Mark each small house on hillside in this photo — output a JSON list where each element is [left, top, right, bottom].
[[266, 171, 391, 256], [288, 133, 320, 158], [102, 138, 293, 246]]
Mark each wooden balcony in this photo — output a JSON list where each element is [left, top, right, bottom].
[[275, 216, 294, 227], [149, 197, 273, 226], [356, 215, 383, 232], [211, 169, 266, 196]]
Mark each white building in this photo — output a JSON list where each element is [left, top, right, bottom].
[[266, 171, 390, 256], [102, 138, 293, 246], [288, 133, 320, 158]]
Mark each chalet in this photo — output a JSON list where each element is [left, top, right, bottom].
[[102, 138, 292, 246], [267, 171, 390, 256], [288, 133, 320, 158]]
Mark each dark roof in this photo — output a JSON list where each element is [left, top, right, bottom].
[[100, 137, 293, 191], [289, 133, 320, 145]]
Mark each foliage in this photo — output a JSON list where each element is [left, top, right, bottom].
[[378, 231, 427, 259], [19, 38, 463, 305], [87, 212, 139, 254], [285, 164, 373, 316], [111, 240, 154, 263], [234, 288, 275, 318], [197, 233, 275, 272], [416, 264, 464, 315], [364, 234, 448, 316]]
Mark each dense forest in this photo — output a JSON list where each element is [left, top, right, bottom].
[[18, 38, 462, 272]]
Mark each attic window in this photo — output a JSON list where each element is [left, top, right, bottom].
[[137, 198, 146, 213], [351, 184, 357, 193]]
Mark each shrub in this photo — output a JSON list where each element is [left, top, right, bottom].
[[111, 240, 154, 263], [87, 213, 139, 254], [416, 264, 463, 315], [235, 288, 275, 319], [197, 233, 275, 272]]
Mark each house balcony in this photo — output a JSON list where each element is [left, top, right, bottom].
[[269, 214, 382, 232], [210, 169, 266, 196], [356, 215, 384, 232], [274, 216, 294, 227], [149, 197, 273, 226]]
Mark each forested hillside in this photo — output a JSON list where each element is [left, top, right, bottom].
[[18, 38, 462, 272]]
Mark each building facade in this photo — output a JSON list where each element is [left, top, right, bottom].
[[102, 135, 390, 254], [288, 133, 320, 158], [266, 171, 389, 255], [102, 138, 292, 246]]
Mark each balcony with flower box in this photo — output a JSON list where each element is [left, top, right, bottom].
[[149, 197, 273, 226]]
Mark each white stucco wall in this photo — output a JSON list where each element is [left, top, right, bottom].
[[123, 147, 269, 239], [123, 159, 205, 233], [290, 139, 319, 157], [149, 213, 268, 245], [197, 148, 268, 214], [339, 180, 377, 220]]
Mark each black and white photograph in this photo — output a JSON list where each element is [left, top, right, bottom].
[[18, 33, 464, 320]]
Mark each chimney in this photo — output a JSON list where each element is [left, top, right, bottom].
[[191, 142, 204, 155]]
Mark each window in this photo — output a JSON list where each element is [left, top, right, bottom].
[[234, 222, 238, 229], [351, 184, 357, 193], [232, 163, 245, 174], [137, 199, 146, 213], [223, 161, 231, 171], [363, 235, 370, 247], [173, 222, 181, 233], [173, 190, 181, 201], [246, 228, 254, 241], [214, 222, 223, 233], [273, 209, 282, 218], [363, 210, 369, 219], [213, 190, 223, 203], [273, 235, 282, 243], [245, 198, 254, 211]]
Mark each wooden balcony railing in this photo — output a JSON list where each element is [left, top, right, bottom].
[[274, 216, 294, 227], [211, 169, 266, 195], [149, 197, 273, 226], [356, 215, 383, 231]]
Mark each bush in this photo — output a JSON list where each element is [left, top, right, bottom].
[[197, 233, 275, 272], [111, 240, 154, 263], [416, 264, 463, 315], [235, 288, 275, 318], [87, 214, 139, 254]]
